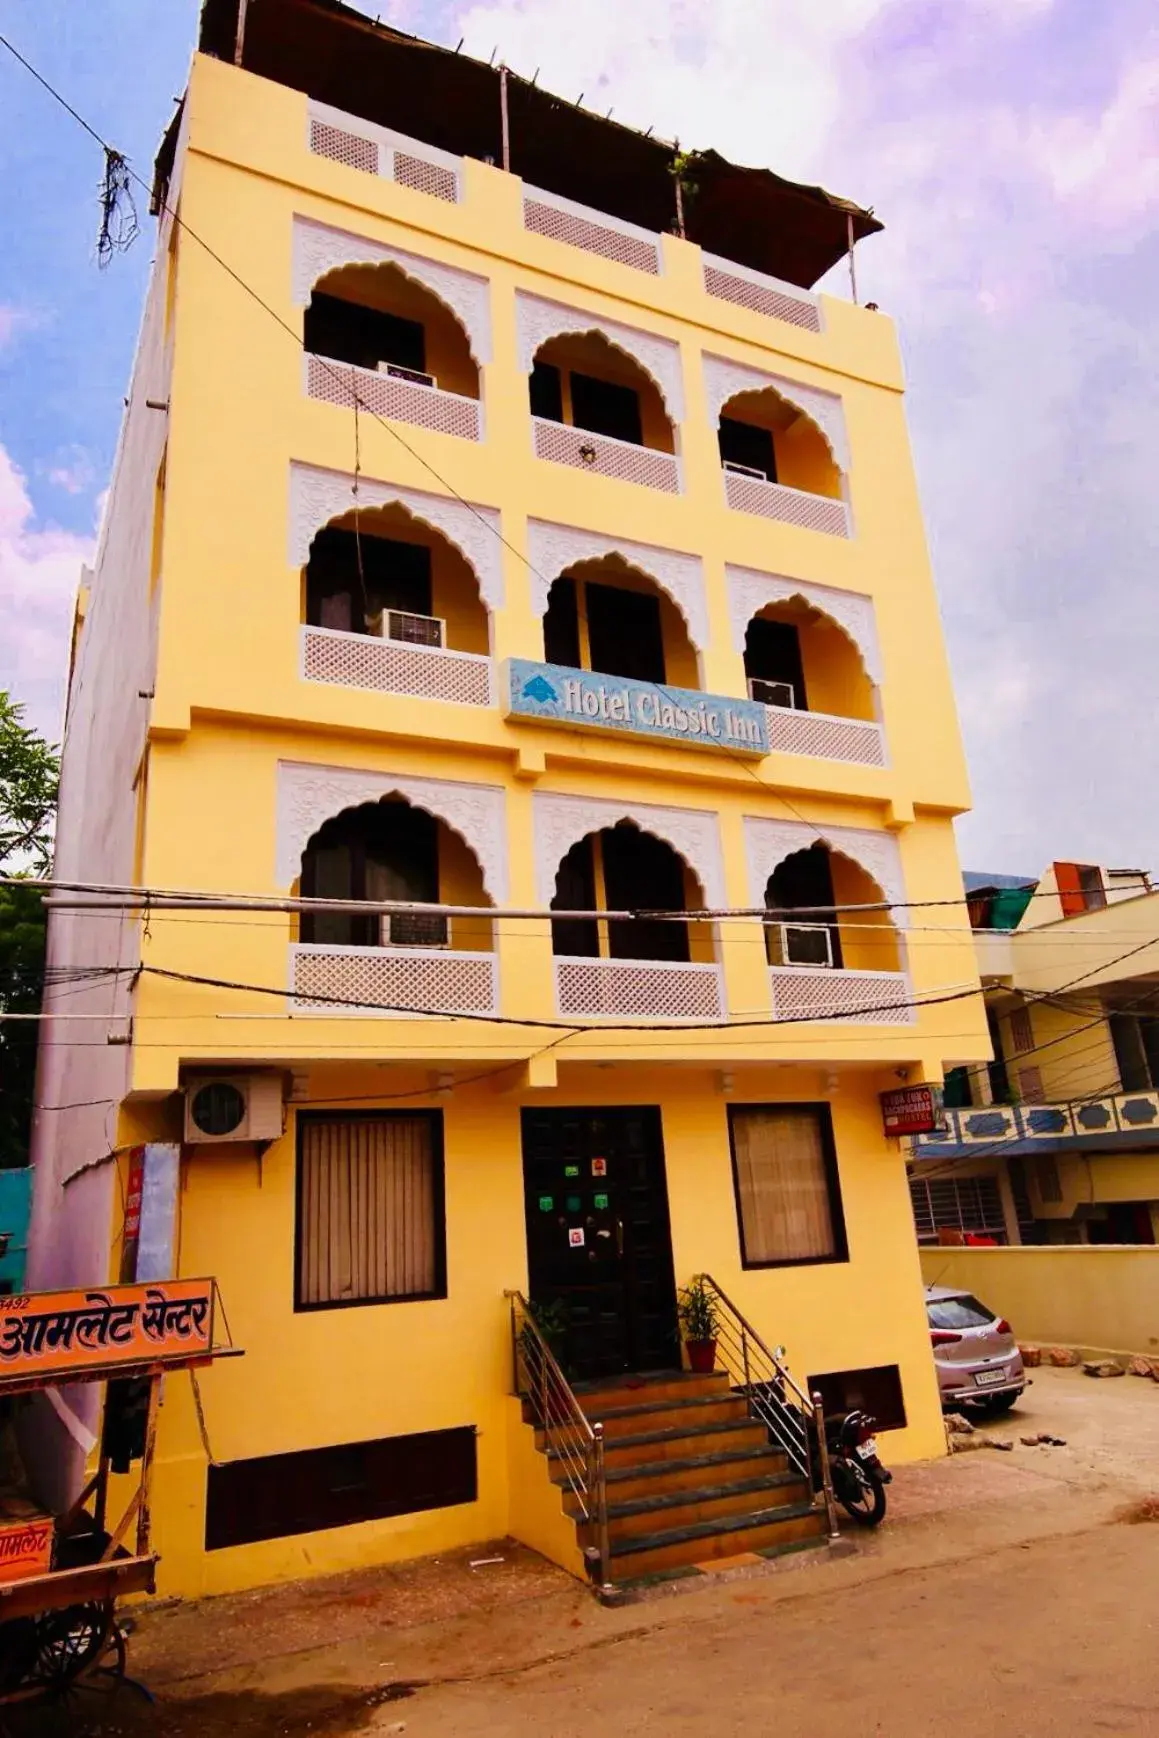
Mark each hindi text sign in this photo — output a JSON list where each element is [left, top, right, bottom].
[[0, 1279, 214, 1383]]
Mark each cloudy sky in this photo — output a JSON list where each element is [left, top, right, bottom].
[[0, 0, 1156, 875]]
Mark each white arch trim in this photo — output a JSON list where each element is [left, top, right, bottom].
[[516, 292, 684, 422], [703, 355, 849, 473], [726, 565, 882, 685], [743, 816, 905, 916], [277, 761, 508, 902], [292, 216, 492, 364], [527, 521, 708, 651], [288, 462, 504, 614], [533, 792, 725, 910]]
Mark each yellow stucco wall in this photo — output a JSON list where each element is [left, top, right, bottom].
[[919, 1246, 1159, 1358]]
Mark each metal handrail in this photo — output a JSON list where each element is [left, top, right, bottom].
[[504, 1291, 611, 1586], [698, 1274, 839, 1539]]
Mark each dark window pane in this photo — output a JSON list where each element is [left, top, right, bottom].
[[925, 1295, 994, 1330], [603, 827, 689, 962], [744, 617, 807, 709], [304, 292, 426, 374], [301, 802, 438, 946], [570, 372, 643, 445], [765, 846, 842, 968], [1111, 1013, 1151, 1092], [306, 530, 432, 629], [585, 582, 665, 683], [552, 836, 599, 958], [942, 1066, 973, 1109], [806, 1365, 906, 1432], [543, 576, 581, 669], [1141, 1018, 1159, 1092], [529, 360, 564, 422], [719, 415, 777, 482]]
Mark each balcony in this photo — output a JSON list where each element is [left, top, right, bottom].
[[290, 943, 499, 1016], [702, 252, 821, 333], [556, 956, 724, 1021], [913, 1089, 1159, 1158], [308, 102, 462, 203], [300, 625, 493, 707], [532, 418, 680, 493], [764, 703, 885, 767], [724, 469, 849, 536], [769, 965, 913, 1024], [306, 354, 482, 441], [522, 184, 662, 274]]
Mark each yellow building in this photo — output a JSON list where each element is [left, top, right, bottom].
[[911, 861, 1159, 1246], [28, 0, 986, 1597]]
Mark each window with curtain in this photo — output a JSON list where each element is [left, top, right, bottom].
[[728, 1105, 847, 1267], [296, 1113, 446, 1308]]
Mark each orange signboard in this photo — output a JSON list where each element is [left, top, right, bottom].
[[0, 1279, 214, 1383], [0, 1515, 53, 1583]]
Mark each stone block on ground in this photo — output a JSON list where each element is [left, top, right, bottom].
[[1048, 1346, 1082, 1367], [1083, 1359, 1126, 1378], [1127, 1357, 1159, 1380], [945, 1412, 975, 1435], [1020, 1345, 1042, 1367]]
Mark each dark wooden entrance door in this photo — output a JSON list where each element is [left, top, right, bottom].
[[521, 1108, 679, 1381]]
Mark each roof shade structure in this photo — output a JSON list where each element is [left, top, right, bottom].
[[180, 0, 881, 290]]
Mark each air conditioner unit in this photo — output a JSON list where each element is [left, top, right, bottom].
[[767, 921, 835, 968], [381, 912, 450, 949], [723, 460, 769, 480], [378, 362, 436, 389], [184, 1072, 285, 1144], [748, 677, 796, 709], [369, 610, 446, 649]]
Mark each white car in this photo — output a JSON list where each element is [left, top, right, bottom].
[[926, 1285, 1025, 1414]]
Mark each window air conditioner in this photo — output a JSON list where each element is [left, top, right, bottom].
[[380, 912, 451, 949], [748, 677, 796, 709], [767, 921, 835, 969], [723, 460, 769, 480], [378, 362, 436, 389], [368, 610, 446, 648], [184, 1072, 285, 1144]]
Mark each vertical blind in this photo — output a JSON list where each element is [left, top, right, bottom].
[[731, 1107, 839, 1263], [299, 1116, 439, 1305]]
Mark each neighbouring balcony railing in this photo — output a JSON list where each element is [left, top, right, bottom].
[[768, 966, 913, 1024], [301, 625, 494, 707], [307, 101, 462, 202], [533, 418, 681, 493], [913, 1089, 1159, 1156], [290, 943, 499, 1016], [306, 354, 482, 441], [522, 184, 662, 275], [555, 956, 724, 1021], [724, 469, 849, 536], [765, 705, 885, 767], [702, 252, 822, 333]]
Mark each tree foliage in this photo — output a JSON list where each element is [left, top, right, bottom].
[[0, 694, 59, 1165]]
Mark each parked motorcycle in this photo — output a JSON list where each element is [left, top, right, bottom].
[[821, 1407, 892, 1526]]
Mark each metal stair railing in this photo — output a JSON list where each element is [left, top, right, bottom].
[[698, 1273, 839, 1540], [505, 1290, 612, 1586]]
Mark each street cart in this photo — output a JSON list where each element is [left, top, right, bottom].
[[0, 1277, 239, 1729]]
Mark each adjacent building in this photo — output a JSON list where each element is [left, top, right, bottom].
[[911, 860, 1159, 1247], [28, 0, 985, 1597]]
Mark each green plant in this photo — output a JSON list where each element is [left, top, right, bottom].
[[676, 1277, 719, 1343], [525, 1296, 569, 1349]]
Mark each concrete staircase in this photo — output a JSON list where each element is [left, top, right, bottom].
[[539, 1369, 828, 1585]]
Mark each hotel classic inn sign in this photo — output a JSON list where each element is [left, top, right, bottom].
[[504, 660, 770, 755]]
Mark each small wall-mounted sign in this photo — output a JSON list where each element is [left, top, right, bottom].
[[880, 1084, 947, 1138], [564, 1164, 580, 1178], [568, 1227, 585, 1248], [591, 1157, 607, 1177], [566, 1195, 582, 1212], [538, 1195, 553, 1212], [504, 660, 769, 756], [593, 1192, 609, 1210]]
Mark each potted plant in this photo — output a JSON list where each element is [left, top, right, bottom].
[[677, 1278, 719, 1374]]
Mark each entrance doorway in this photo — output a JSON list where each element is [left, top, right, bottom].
[[520, 1108, 678, 1381]]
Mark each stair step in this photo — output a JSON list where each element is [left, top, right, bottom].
[[607, 1500, 826, 1579], [563, 1417, 770, 1472], [546, 1393, 747, 1445], [582, 1473, 812, 1544], [560, 1444, 789, 1507], [572, 1371, 731, 1413]]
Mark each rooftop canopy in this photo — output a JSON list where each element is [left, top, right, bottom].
[[188, 0, 881, 290]]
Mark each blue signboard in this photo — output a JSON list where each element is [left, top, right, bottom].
[[504, 660, 769, 755]]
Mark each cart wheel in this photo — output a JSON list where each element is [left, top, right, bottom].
[[23, 1603, 127, 1735]]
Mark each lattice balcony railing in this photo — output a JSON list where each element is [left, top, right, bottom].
[[307, 103, 461, 203], [702, 253, 822, 333], [724, 469, 849, 536], [522, 185, 661, 274], [533, 418, 681, 493], [301, 626, 494, 707], [290, 944, 498, 1016], [768, 966, 913, 1024], [765, 705, 886, 767], [305, 354, 482, 441], [555, 956, 724, 1021]]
